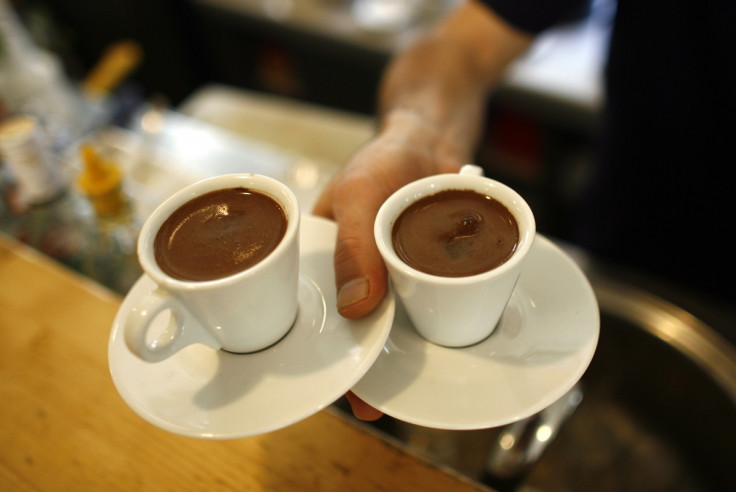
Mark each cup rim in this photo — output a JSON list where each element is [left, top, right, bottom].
[[137, 173, 300, 289], [374, 171, 536, 284]]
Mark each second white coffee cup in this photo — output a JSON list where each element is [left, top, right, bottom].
[[374, 165, 535, 347]]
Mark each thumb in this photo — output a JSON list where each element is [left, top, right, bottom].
[[330, 182, 389, 319]]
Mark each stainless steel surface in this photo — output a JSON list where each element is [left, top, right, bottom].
[[594, 277, 736, 405], [516, 276, 736, 491], [485, 384, 583, 481], [337, 273, 736, 492]]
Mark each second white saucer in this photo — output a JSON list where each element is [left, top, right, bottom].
[[352, 235, 599, 430]]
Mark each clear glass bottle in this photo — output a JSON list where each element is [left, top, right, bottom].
[[77, 143, 141, 294]]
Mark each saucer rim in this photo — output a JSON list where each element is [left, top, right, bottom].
[[107, 215, 395, 439], [351, 234, 600, 430]]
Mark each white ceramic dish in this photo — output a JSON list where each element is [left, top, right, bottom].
[[352, 235, 599, 430], [108, 215, 394, 439]]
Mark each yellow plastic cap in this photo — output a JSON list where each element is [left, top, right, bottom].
[[78, 144, 126, 215]]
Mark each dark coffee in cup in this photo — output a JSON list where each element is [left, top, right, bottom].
[[154, 187, 287, 281], [391, 189, 519, 277]]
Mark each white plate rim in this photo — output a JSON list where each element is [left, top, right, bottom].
[[108, 215, 395, 439], [352, 235, 600, 430]]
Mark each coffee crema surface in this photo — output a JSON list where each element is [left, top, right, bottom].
[[391, 189, 519, 277], [154, 187, 287, 281]]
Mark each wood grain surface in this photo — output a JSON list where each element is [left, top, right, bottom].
[[0, 235, 489, 492]]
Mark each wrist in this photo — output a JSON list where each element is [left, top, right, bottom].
[[378, 108, 472, 167]]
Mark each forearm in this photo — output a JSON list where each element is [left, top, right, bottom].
[[377, 0, 533, 163]]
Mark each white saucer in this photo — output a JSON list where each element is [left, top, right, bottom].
[[352, 235, 599, 430], [108, 215, 394, 439]]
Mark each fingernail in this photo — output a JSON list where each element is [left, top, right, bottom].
[[337, 277, 370, 311]]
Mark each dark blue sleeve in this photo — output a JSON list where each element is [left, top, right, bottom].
[[475, 0, 591, 34]]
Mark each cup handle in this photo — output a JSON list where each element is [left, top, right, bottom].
[[123, 287, 220, 362], [459, 164, 484, 176]]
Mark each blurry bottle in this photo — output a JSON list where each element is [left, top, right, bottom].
[[77, 143, 141, 294], [0, 114, 93, 270], [82, 40, 142, 102], [77, 39, 143, 133]]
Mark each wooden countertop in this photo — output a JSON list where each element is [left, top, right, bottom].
[[0, 234, 489, 491]]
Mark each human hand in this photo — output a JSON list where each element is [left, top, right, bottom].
[[312, 112, 465, 420], [313, 113, 464, 319], [311, 0, 532, 421]]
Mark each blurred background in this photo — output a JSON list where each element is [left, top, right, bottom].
[[12, 0, 729, 323], [2, 0, 618, 295], [3, 0, 609, 237]]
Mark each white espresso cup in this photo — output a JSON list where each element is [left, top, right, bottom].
[[124, 174, 300, 362], [374, 165, 535, 347]]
